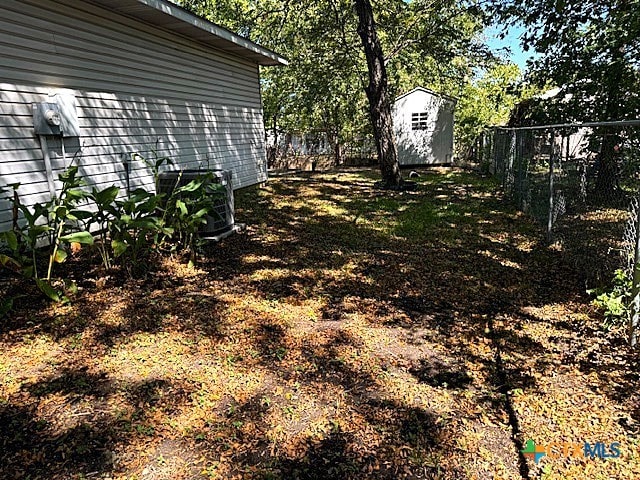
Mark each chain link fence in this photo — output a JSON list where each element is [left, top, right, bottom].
[[473, 120, 640, 345]]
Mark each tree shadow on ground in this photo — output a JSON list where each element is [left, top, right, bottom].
[[212, 388, 457, 479], [3, 169, 631, 479], [0, 402, 114, 480], [0, 373, 192, 479], [408, 358, 472, 389], [270, 422, 445, 480], [220, 170, 592, 478]]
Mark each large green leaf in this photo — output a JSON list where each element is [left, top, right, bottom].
[[0, 231, 18, 251], [58, 165, 79, 182], [112, 239, 129, 257], [35, 278, 61, 302], [54, 249, 68, 263], [193, 208, 209, 219], [129, 188, 154, 203], [69, 209, 94, 221], [28, 225, 51, 239], [94, 185, 120, 205], [131, 218, 160, 230], [138, 197, 161, 214], [65, 188, 88, 201], [176, 199, 188, 216], [0, 297, 13, 318], [176, 179, 204, 193], [60, 231, 94, 245], [55, 206, 68, 218], [0, 253, 22, 272]]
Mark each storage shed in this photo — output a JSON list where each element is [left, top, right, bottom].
[[392, 87, 456, 166], [0, 0, 287, 230]]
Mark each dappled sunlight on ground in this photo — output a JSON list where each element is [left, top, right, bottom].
[[1, 168, 639, 479]]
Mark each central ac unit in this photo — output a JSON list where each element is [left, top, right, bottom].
[[157, 169, 236, 237]]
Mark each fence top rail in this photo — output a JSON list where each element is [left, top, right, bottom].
[[493, 119, 640, 131]]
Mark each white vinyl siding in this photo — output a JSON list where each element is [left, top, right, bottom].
[[0, 0, 268, 230]]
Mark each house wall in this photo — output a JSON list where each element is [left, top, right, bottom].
[[0, 0, 267, 230], [392, 89, 455, 166]]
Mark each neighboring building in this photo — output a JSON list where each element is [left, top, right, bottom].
[[0, 0, 286, 230], [392, 87, 456, 166], [266, 131, 331, 157], [507, 87, 594, 162]]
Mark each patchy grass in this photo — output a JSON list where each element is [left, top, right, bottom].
[[1, 168, 639, 480]]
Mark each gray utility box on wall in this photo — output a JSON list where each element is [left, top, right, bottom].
[[33, 102, 62, 135], [33, 94, 81, 137], [157, 169, 237, 239]]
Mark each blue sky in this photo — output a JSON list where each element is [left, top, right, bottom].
[[485, 24, 538, 70]]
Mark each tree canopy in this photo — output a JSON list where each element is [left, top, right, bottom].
[[177, 0, 501, 163], [494, 0, 640, 123], [455, 63, 529, 153]]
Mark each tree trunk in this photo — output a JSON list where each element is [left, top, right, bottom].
[[594, 132, 621, 200], [326, 128, 343, 166], [595, 48, 624, 199], [334, 141, 343, 166], [354, 0, 402, 188]]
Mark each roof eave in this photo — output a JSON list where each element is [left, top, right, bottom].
[[85, 0, 288, 66], [395, 86, 458, 104]]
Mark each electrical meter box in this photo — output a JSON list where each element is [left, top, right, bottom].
[[33, 94, 81, 137], [33, 102, 61, 135]]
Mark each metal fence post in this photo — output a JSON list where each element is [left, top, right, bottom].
[[509, 129, 516, 193], [515, 130, 524, 209], [491, 130, 497, 175], [502, 129, 516, 195], [547, 129, 556, 243]]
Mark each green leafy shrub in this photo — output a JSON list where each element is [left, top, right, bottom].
[[87, 185, 120, 270], [160, 171, 224, 262], [1, 149, 227, 292], [589, 269, 632, 328], [42, 166, 94, 283], [0, 168, 94, 301], [0, 184, 31, 278], [109, 188, 172, 277]]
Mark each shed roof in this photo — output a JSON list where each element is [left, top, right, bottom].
[[85, 0, 288, 66], [395, 86, 457, 104]]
